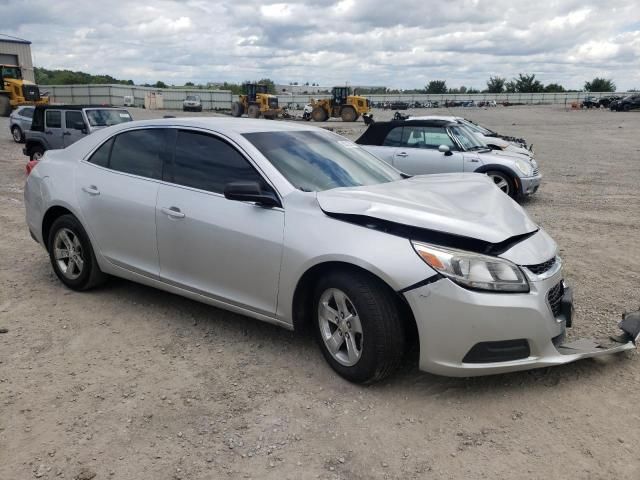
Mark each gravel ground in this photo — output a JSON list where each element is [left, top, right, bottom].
[[0, 106, 639, 480]]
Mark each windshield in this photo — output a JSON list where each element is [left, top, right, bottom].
[[186, 96, 199, 101], [243, 130, 404, 192], [448, 125, 487, 150], [460, 119, 493, 135], [1, 66, 22, 79], [85, 109, 132, 127]]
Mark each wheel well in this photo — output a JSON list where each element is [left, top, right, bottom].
[[25, 140, 44, 154], [291, 261, 419, 350], [42, 206, 74, 251], [474, 165, 520, 193]]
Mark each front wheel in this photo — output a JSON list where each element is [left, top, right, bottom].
[[314, 271, 405, 383], [30, 145, 45, 161], [47, 214, 107, 291], [486, 170, 516, 198], [12, 126, 24, 143]]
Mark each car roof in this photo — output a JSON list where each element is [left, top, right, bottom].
[[107, 117, 323, 135], [409, 115, 461, 122], [34, 104, 127, 111]]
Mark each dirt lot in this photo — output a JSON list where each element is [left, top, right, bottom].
[[1, 106, 639, 480]]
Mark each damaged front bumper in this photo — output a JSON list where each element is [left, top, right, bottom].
[[403, 270, 636, 377]]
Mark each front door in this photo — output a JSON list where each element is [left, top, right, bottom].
[[156, 129, 284, 316], [392, 125, 464, 175], [75, 128, 169, 277], [62, 110, 86, 147]]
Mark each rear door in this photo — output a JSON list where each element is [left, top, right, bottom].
[[393, 125, 464, 175], [156, 129, 284, 316], [63, 110, 86, 147], [75, 128, 169, 277], [44, 109, 64, 149]]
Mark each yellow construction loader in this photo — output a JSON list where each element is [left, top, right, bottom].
[[0, 64, 49, 117], [231, 83, 283, 119], [310, 86, 371, 122]]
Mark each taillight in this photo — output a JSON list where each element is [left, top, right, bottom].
[[26, 160, 39, 176]]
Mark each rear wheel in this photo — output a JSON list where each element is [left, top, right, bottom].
[[47, 215, 107, 291], [231, 101, 244, 117], [0, 95, 10, 117], [30, 145, 45, 161], [311, 107, 328, 122], [12, 125, 24, 143], [340, 106, 357, 122], [486, 170, 516, 197], [314, 270, 405, 383], [248, 104, 261, 119]]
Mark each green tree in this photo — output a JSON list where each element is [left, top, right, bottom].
[[184, 81, 195, 87], [154, 81, 168, 89], [513, 73, 544, 93], [426, 80, 447, 94], [544, 83, 566, 93], [584, 77, 616, 92], [504, 81, 516, 93], [486, 76, 506, 93]]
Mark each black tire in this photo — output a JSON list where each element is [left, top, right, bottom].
[[30, 145, 45, 161], [12, 125, 24, 143], [0, 95, 10, 117], [311, 107, 328, 122], [313, 270, 405, 384], [486, 170, 516, 198], [47, 214, 107, 291], [623, 104, 630, 112], [247, 104, 261, 119], [340, 106, 357, 122], [231, 101, 244, 117]]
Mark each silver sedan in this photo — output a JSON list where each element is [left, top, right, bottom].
[[24, 118, 635, 383]]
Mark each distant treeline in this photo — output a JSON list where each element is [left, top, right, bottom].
[[35, 67, 134, 85]]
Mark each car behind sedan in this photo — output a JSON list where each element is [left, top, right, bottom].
[[24, 118, 634, 383], [356, 119, 541, 198]]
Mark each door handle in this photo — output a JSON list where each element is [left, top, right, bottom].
[[161, 206, 185, 219], [469, 159, 479, 163], [45, 130, 52, 135], [63, 131, 71, 136], [82, 185, 100, 196], [396, 152, 408, 157]]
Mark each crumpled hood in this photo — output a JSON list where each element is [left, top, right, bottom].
[[317, 173, 538, 244]]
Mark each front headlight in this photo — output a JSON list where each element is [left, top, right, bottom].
[[515, 158, 534, 177], [411, 241, 530, 293]]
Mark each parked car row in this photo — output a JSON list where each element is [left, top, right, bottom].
[[22, 116, 638, 384], [609, 94, 640, 112]]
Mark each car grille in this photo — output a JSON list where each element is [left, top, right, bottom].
[[532, 167, 539, 176], [525, 257, 556, 275], [547, 281, 564, 318]]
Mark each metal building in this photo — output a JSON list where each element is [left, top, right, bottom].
[[0, 34, 35, 82]]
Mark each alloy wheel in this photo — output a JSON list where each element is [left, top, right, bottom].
[[12, 127, 22, 142], [488, 173, 510, 195], [53, 228, 85, 280], [318, 288, 363, 366]]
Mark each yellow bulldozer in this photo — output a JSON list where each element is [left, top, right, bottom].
[[0, 64, 49, 117], [310, 86, 371, 122], [231, 83, 283, 119]]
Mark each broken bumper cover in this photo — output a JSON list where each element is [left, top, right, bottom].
[[403, 273, 635, 377], [519, 174, 542, 196]]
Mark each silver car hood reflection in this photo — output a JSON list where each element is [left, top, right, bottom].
[[316, 173, 538, 244]]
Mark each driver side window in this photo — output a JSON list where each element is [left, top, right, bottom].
[[401, 126, 456, 150]]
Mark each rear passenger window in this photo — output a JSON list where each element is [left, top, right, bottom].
[[45, 110, 61, 128], [21, 107, 34, 119], [88, 138, 113, 168], [169, 130, 266, 194], [383, 127, 403, 147], [109, 129, 167, 180]]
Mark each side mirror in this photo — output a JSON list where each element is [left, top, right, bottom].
[[74, 121, 88, 134], [438, 145, 452, 156], [224, 181, 280, 208]]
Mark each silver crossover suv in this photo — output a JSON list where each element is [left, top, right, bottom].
[[24, 118, 634, 383]]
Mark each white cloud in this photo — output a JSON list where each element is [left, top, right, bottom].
[[0, 0, 638, 89]]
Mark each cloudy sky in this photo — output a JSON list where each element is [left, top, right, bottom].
[[2, 0, 639, 90]]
